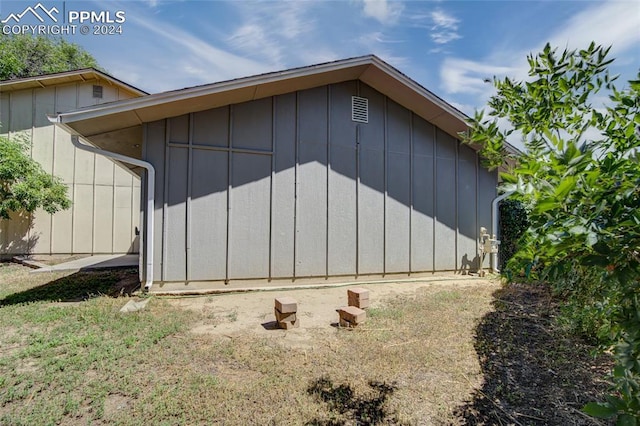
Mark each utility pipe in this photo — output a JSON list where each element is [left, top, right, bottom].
[[48, 116, 156, 290], [491, 190, 515, 273]]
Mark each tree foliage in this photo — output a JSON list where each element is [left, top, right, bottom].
[[466, 43, 640, 422], [0, 34, 100, 80], [0, 135, 70, 219]]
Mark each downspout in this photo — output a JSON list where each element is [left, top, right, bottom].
[[70, 135, 155, 290], [48, 116, 155, 290], [491, 191, 515, 274]]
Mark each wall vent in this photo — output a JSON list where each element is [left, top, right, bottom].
[[351, 96, 368, 123], [92, 85, 103, 99]]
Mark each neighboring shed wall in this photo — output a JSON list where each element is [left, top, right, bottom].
[[145, 81, 497, 285], [0, 81, 140, 256]]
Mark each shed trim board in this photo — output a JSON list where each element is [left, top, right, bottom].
[[50, 55, 506, 290]]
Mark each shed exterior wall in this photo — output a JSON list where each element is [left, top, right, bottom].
[[144, 81, 497, 285], [0, 81, 140, 256]]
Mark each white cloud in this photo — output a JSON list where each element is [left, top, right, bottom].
[[362, 0, 403, 25], [441, 58, 516, 95], [548, 1, 640, 55], [429, 9, 461, 45], [431, 9, 459, 29], [226, 2, 319, 66], [439, 1, 640, 98], [128, 13, 277, 89]]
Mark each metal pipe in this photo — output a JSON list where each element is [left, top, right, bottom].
[[490, 190, 515, 273], [48, 117, 156, 290], [69, 135, 155, 290]]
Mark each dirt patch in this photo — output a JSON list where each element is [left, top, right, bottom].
[[171, 277, 494, 343], [103, 394, 131, 418], [455, 283, 614, 425]]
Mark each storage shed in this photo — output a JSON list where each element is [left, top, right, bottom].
[[0, 69, 146, 258], [53, 56, 509, 292]]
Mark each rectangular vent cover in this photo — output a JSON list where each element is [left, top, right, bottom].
[[352, 96, 368, 123], [93, 85, 103, 99]]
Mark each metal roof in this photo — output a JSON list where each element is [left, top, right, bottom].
[[50, 55, 518, 159]]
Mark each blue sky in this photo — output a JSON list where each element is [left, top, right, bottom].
[[2, 0, 639, 117]]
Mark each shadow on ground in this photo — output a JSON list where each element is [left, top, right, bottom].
[[306, 376, 405, 425], [0, 268, 140, 306], [455, 283, 614, 425]]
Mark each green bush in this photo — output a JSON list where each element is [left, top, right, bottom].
[[466, 43, 640, 423], [498, 199, 529, 268]]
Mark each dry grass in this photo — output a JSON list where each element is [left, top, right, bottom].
[[1, 262, 612, 424], [5, 263, 606, 425], [0, 262, 498, 424]]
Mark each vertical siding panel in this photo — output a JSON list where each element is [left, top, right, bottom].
[[357, 84, 385, 274], [144, 121, 166, 279], [192, 107, 229, 146], [296, 86, 328, 277], [458, 144, 478, 271], [32, 88, 56, 173], [131, 181, 141, 253], [113, 186, 133, 252], [101, 85, 119, 103], [385, 100, 411, 273], [229, 154, 271, 278], [4, 91, 33, 254], [434, 129, 457, 270], [232, 98, 272, 150], [272, 93, 296, 278], [51, 86, 77, 253], [8, 90, 32, 136], [72, 185, 94, 253], [190, 150, 228, 280], [164, 115, 189, 281], [164, 146, 188, 281], [77, 83, 98, 108], [411, 117, 435, 271], [328, 82, 357, 276], [93, 186, 114, 253], [30, 88, 56, 254], [74, 147, 95, 185]]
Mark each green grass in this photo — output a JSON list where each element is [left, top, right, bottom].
[[0, 262, 499, 425]]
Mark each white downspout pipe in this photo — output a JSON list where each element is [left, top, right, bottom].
[[48, 117, 156, 290], [69, 135, 155, 290], [491, 191, 515, 273]]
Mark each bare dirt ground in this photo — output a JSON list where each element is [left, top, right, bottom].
[[167, 275, 493, 348]]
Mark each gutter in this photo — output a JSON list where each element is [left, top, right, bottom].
[[491, 191, 515, 273], [47, 117, 155, 290]]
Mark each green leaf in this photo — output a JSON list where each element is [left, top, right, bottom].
[[583, 402, 617, 418], [617, 414, 638, 426]]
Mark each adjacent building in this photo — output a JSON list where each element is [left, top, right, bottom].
[[0, 69, 146, 258]]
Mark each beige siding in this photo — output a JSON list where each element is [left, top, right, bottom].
[[0, 80, 141, 256]]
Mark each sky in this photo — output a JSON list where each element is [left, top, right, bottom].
[[1, 0, 639, 118]]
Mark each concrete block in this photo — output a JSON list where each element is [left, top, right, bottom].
[[275, 297, 297, 314], [274, 308, 297, 323], [277, 320, 300, 329], [339, 318, 355, 328], [338, 306, 366, 325], [348, 288, 370, 309]]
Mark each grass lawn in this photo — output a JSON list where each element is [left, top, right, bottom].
[[0, 262, 611, 425]]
